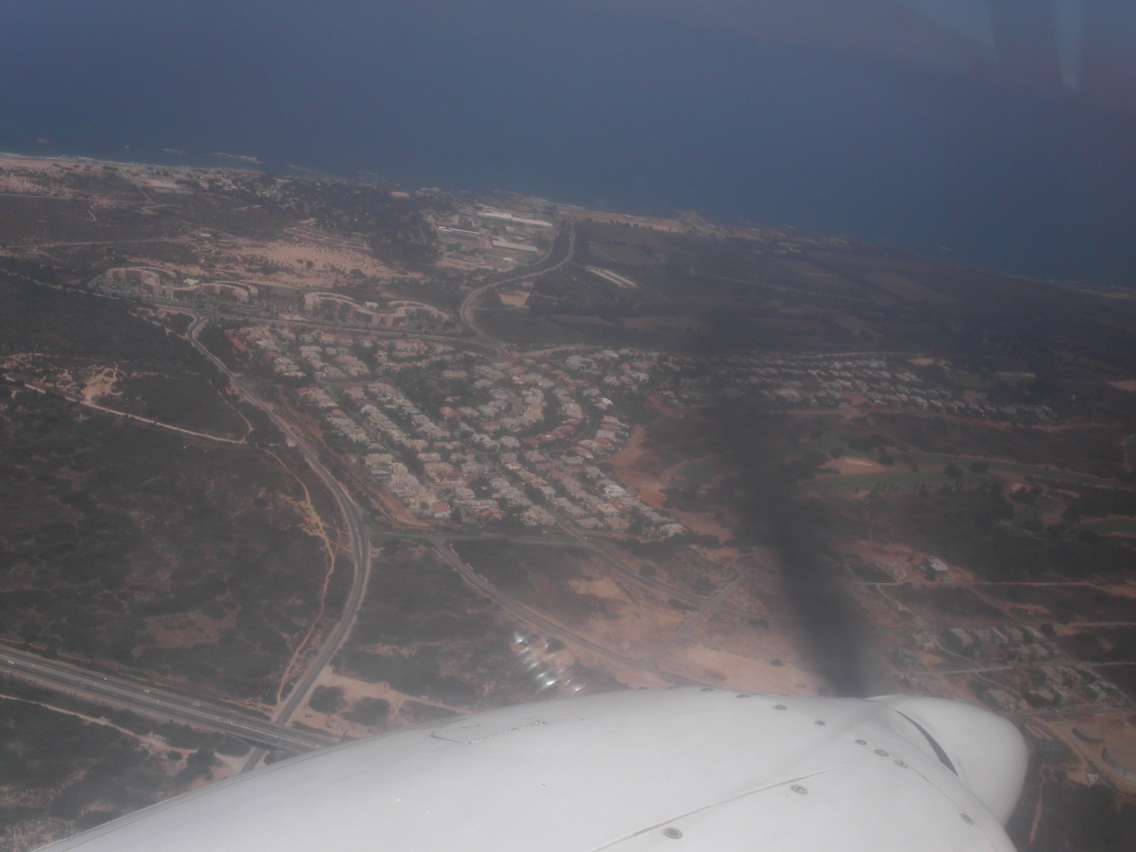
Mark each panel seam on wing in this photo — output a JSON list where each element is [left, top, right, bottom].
[[586, 762, 858, 852], [892, 748, 1007, 849], [431, 719, 545, 743]]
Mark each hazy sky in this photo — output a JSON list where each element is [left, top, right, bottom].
[[894, 0, 995, 46]]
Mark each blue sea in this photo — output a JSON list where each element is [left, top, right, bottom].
[[1, 1, 1133, 286]]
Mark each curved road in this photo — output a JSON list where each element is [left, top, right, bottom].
[[10, 222, 703, 765], [187, 316, 372, 744], [460, 222, 576, 352]]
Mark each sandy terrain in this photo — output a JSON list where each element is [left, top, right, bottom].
[[0, 171, 49, 195], [608, 424, 669, 509], [0, 155, 414, 297], [0, 155, 176, 200], [692, 611, 811, 666], [529, 562, 690, 662], [81, 368, 120, 403], [1, 355, 131, 405], [0, 155, 79, 179], [825, 455, 890, 475], [298, 670, 463, 739], [497, 288, 530, 307], [1041, 717, 1136, 792], [229, 235, 400, 289], [657, 639, 826, 694], [567, 646, 671, 689], [607, 427, 738, 540]]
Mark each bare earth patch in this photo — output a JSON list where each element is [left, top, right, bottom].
[[656, 639, 826, 694]]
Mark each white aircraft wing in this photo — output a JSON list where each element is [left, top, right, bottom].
[[39, 687, 1027, 852]]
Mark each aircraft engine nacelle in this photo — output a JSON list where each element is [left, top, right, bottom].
[[39, 688, 1030, 852], [869, 694, 1029, 824]]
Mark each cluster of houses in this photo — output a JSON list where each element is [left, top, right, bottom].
[[650, 353, 1056, 424], [943, 625, 1059, 662], [235, 325, 459, 382], [890, 627, 1131, 713], [979, 665, 1127, 713], [890, 627, 1126, 712], [282, 341, 686, 536]]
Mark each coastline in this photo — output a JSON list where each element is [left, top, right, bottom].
[[0, 145, 1117, 295]]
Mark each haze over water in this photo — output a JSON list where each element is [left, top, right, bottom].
[[2, 1, 1134, 286]]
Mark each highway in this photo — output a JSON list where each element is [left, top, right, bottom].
[[8, 226, 694, 762], [0, 309, 370, 764], [187, 316, 373, 766], [0, 644, 331, 752], [7, 215, 748, 770]]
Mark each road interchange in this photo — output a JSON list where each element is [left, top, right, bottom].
[[187, 315, 372, 768], [6, 218, 737, 764]]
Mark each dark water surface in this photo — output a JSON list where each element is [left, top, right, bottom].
[[2, 1, 1134, 285]]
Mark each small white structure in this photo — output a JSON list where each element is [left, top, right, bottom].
[[925, 557, 950, 582]]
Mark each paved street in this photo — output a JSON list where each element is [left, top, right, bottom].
[[0, 644, 330, 752], [188, 316, 373, 769]]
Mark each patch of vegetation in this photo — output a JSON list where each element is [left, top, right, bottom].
[[895, 586, 1005, 620], [0, 393, 336, 702], [1006, 776, 1136, 852], [342, 696, 390, 726], [1057, 627, 1136, 663], [307, 686, 346, 715], [335, 649, 479, 704], [0, 697, 196, 850], [0, 195, 179, 249], [0, 275, 246, 436]]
